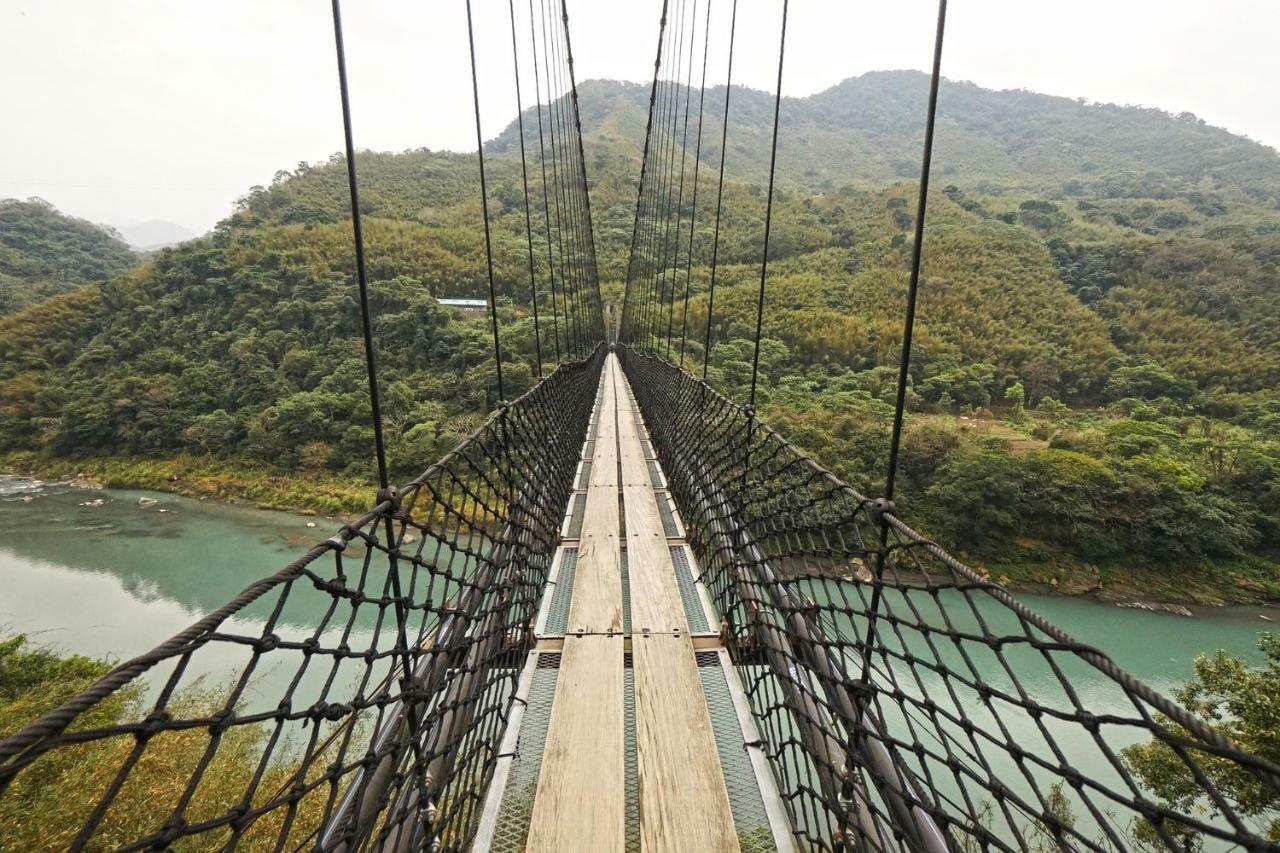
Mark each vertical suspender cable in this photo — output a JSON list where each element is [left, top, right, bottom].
[[328, 4, 429, 841], [528, 0, 562, 362], [622, 1, 670, 345], [561, 0, 602, 346], [541, 0, 580, 357], [701, 0, 737, 382], [654, 0, 688, 356], [862, 0, 948, 685], [330, 0, 390, 491], [466, 0, 506, 402], [678, 0, 712, 368], [884, 0, 947, 502], [746, 0, 788, 411], [665, 0, 700, 361], [509, 0, 543, 377]]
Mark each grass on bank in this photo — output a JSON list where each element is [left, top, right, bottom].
[[1, 451, 376, 517]]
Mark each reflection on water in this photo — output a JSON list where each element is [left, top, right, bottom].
[[0, 476, 331, 659], [0, 475, 398, 713]]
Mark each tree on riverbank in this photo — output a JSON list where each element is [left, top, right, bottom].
[[1123, 633, 1280, 846]]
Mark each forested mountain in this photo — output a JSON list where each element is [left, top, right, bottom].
[[0, 198, 138, 314], [2, 73, 1279, 602]]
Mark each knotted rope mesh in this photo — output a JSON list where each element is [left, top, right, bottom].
[[620, 346, 1280, 853], [0, 346, 604, 852]]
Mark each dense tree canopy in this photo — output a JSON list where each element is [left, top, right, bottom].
[[1, 72, 1279, 600]]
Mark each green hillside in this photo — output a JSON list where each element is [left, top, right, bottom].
[[0, 198, 138, 314], [1, 73, 1279, 602]]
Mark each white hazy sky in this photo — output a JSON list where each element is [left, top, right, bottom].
[[2, 0, 1277, 236]]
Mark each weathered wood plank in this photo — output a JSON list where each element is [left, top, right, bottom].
[[622, 483, 685, 633], [527, 356, 626, 851], [632, 633, 740, 852], [567, 357, 621, 633], [526, 635, 626, 853], [615, 360, 739, 851]]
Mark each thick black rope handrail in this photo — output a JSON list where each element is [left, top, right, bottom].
[[0, 349, 606, 851]]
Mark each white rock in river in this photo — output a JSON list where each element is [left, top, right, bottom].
[[306, 521, 317, 528], [137, 496, 158, 507]]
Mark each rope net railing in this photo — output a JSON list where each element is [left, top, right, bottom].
[[620, 346, 1280, 852], [0, 346, 604, 852]]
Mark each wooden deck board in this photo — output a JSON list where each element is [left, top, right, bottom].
[[622, 483, 685, 634], [618, 363, 740, 852], [527, 356, 626, 852], [526, 354, 737, 852], [567, 358, 621, 633], [632, 634, 740, 853], [526, 635, 625, 853]]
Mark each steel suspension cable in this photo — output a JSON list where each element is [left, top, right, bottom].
[[330, 0, 390, 491], [884, 0, 947, 501], [466, 0, 506, 401], [553, 4, 596, 349], [527, 0, 562, 361], [746, 0, 789, 410], [862, 0, 949, 685], [538, 0, 579, 357], [650, 0, 685, 351], [636, 7, 676, 350], [700, 0, 738, 381], [509, 0, 544, 377], [654, 0, 688, 356], [664, 0, 700, 360], [621, 0, 670, 345], [551, 3, 589, 358], [678, 0, 713, 367], [561, 0, 602, 343], [328, 2, 430, 837]]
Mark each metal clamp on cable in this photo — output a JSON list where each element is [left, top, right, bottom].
[[869, 497, 897, 525], [376, 486, 401, 514]]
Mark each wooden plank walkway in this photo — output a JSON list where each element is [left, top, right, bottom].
[[527, 357, 625, 852], [525, 354, 739, 853]]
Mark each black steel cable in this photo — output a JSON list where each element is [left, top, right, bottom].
[[678, 0, 712, 368], [466, 0, 506, 401], [621, 0, 670, 346], [884, 0, 947, 501], [538, 0, 574, 356], [330, 0, 390, 491], [664, 0, 700, 361], [527, 0, 562, 362], [746, 0, 788, 410], [700, 0, 737, 382], [861, 0, 948, 689], [561, 0, 602, 344], [509, 0, 544, 377]]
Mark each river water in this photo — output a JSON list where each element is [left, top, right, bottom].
[[1, 475, 1273, 843]]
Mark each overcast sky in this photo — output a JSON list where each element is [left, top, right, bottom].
[[2, 0, 1277, 237]]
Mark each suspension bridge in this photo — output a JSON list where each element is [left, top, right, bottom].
[[1, 0, 1278, 850]]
